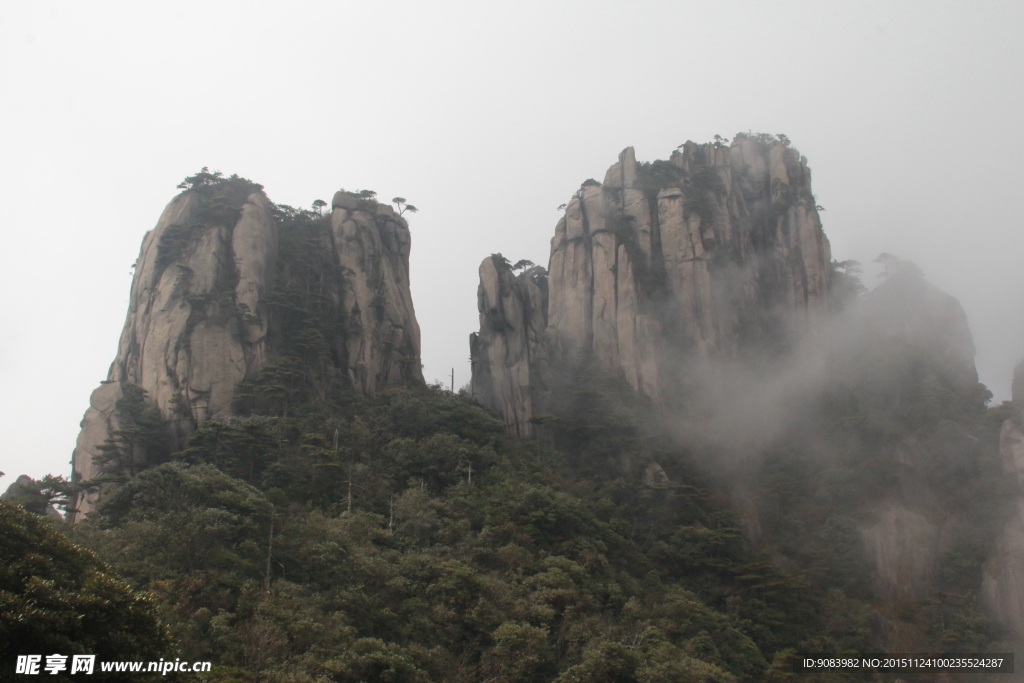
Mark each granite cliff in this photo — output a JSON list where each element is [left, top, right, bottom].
[[983, 360, 1024, 647], [471, 135, 832, 435], [71, 175, 421, 517], [469, 257, 548, 438]]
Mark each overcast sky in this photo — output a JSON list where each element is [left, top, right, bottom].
[[2, 1, 1022, 484]]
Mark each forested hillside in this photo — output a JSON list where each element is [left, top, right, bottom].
[[3, 162, 1019, 682], [11, 354, 1015, 681]]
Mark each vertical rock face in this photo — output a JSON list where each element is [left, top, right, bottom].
[[859, 501, 943, 601], [72, 182, 422, 518], [982, 361, 1024, 643], [110, 188, 278, 433], [329, 191, 422, 394], [470, 257, 548, 437], [71, 382, 126, 511], [472, 135, 832, 430]]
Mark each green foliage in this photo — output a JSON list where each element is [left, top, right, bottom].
[[545, 359, 647, 473], [732, 131, 788, 148], [875, 252, 925, 281], [157, 170, 263, 273], [635, 159, 683, 199], [0, 500, 170, 679], [62, 339, 1011, 679], [392, 197, 418, 216], [829, 259, 867, 309], [69, 380, 841, 681], [94, 384, 170, 483], [490, 252, 512, 270], [81, 463, 272, 664], [174, 416, 284, 484], [248, 199, 420, 402], [743, 264, 1009, 657], [178, 166, 223, 190], [687, 166, 726, 224], [235, 357, 306, 418], [3, 475, 56, 515], [40, 475, 90, 517]]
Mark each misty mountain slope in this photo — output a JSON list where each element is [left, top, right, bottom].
[[470, 135, 1024, 665], [71, 385, 832, 682], [745, 264, 1009, 646]]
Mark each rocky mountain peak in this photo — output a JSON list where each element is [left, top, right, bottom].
[[471, 135, 833, 433], [469, 256, 548, 437], [71, 178, 422, 518]]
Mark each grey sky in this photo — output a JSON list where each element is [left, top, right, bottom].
[[2, 1, 1022, 483]]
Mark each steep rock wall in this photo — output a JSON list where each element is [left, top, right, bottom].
[[472, 136, 832, 430], [71, 382, 125, 511], [982, 360, 1024, 644], [72, 184, 421, 518], [330, 191, 422, 394], [110, 189, 278, 430], [469, 257, 548, 437]]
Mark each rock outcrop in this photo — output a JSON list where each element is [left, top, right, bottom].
[[860, 501, 942, 601], [72, 382, 126, 510], [112, 187, 277, 435], [982, 360, 1024, 644], [71, 180, 422, 518], [469, 257, 548, 437], [2, 475, 62, 518], [472, 136, 832, 431], [329, 191, 422, 394]]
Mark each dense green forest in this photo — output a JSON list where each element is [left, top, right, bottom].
[[2, 175, 1016, 682], [6, 365, 1012, 681]]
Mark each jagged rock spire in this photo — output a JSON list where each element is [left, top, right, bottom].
[[469, 256, 548, 438], [471, 135, 833, 433], [71, 183, 422, 519]]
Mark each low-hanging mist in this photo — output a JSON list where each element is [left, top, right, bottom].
[[469, 135, 1024, 664]]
